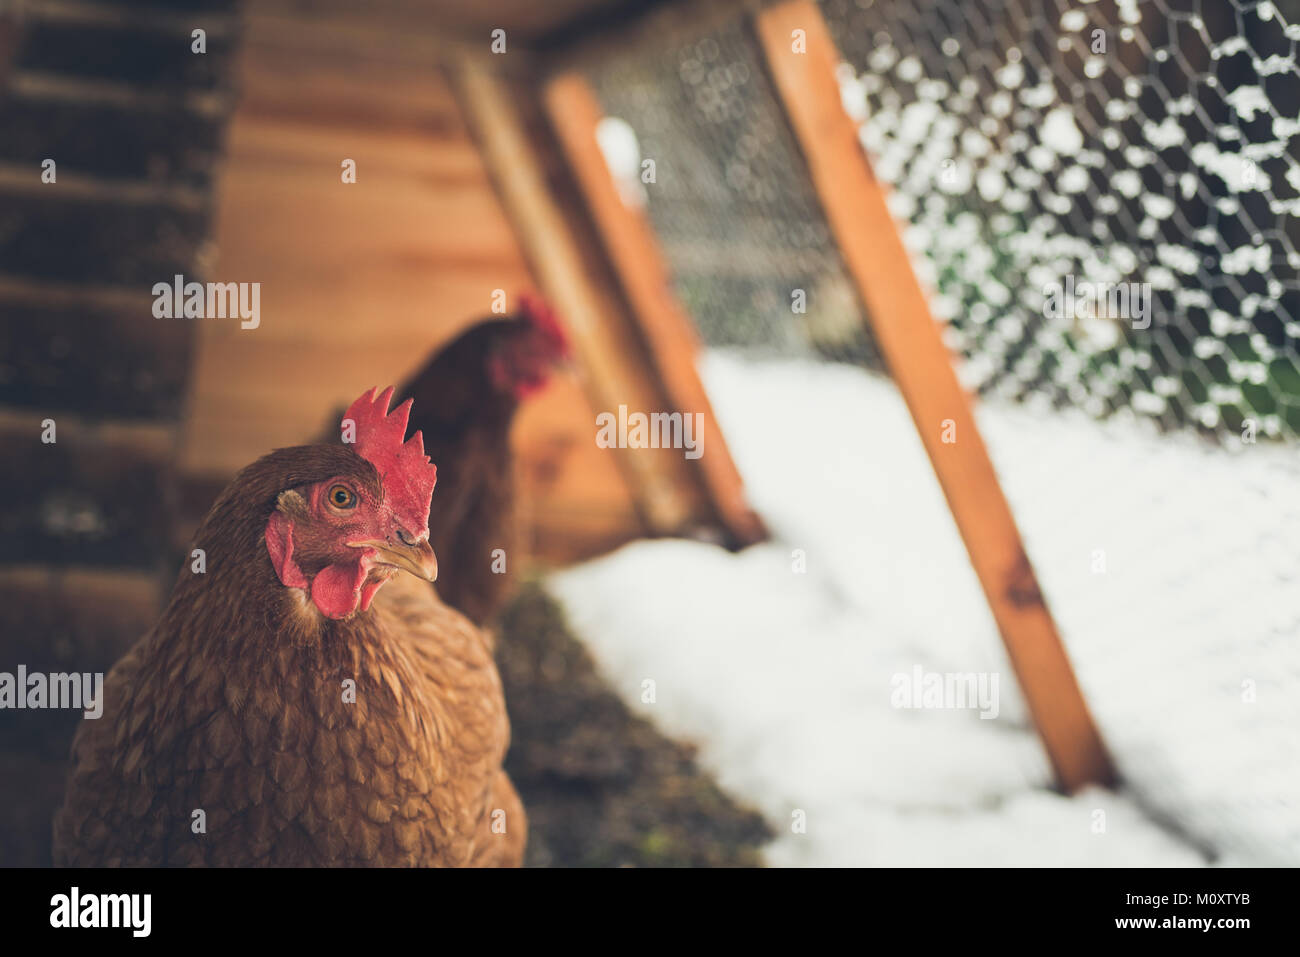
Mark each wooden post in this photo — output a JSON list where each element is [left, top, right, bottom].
[[755, 0, 1114, 792], [452, 55, 765, 546], [451, 56, 713, 536], [543, 73, 767, 547]]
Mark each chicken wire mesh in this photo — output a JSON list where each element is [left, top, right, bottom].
[[588, 14, 884, 368], [593, 0, 1300, 442], [824, 0, 1300, 442], [584, 0, 1300, 863]]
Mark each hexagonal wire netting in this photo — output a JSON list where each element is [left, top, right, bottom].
[[825, 0, 1300, 441], [585, 0, 1300, 863], [588, 13, 884, 368], [591, 0, 1300, 442]]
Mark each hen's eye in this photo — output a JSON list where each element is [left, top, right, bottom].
[[328, 485, 357, 509]]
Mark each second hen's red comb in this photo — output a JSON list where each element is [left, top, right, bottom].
[[518, 292, 572, 358], [343, 386, 438, 537]]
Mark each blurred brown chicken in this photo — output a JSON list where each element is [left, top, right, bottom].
[[395, 294, 570, 626], [53, 387, 525, 866]]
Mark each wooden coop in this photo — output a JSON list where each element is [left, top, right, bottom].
[[0, 0, 1189, 865]]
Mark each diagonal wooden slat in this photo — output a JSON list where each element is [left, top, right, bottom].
[[542, 72, 767, 547], [754, 0, 1115, 792], [450, 56, 709, 537]]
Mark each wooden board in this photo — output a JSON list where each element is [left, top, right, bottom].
[[0, 90, 225, 187], [15, 11, 237, 92], [755, 0, 1114, 792], [542, 73, 767, 547], [0, 564, 165, 867], [0, 412, 177, 569], [450, 55, 712, 536], [0, 277, 192, 418], [0, 564, 163, 692], [180, 23, 528, 475], [0, 184, 208, 285]]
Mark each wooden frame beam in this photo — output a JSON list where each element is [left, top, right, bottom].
[[451, 55, 761, 542], [543, 73, 766, 546], [755, 0, 1114, 792]]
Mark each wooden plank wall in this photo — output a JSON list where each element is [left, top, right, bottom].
[[180, 2, 644, 563], [541, 72, 766, 546], [0, 0, 243, 866]]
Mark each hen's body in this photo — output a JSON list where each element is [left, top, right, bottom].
[[53, 445, 525, 867], [395, 302, 568, 626], [406, 395, 517, 628]]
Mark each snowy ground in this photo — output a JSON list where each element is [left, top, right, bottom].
[[546, 352, 1300, 866]]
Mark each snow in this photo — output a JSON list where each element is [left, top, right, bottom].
[[1042, 107, 1083, 154], [1225, 85, 1271, 122], [546, 353, 1300, 866], [1191, 141, 1271, 193]]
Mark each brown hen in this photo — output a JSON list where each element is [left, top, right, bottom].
[[395, 294, 569, 626], [53, 388, 525, 866]]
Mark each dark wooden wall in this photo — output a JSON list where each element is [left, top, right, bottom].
[[0, 0, 243, 866]]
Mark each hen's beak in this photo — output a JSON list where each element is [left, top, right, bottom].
[[349, 537, 438, 582]]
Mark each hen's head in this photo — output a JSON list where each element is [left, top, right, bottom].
[[486, 293, 572, 400], [264, 387, 439, 620]]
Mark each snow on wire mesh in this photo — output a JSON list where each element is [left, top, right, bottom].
[[823, 0, 1300, 441], [588, 17, 885, 369], [590, 0, 1300, 443]]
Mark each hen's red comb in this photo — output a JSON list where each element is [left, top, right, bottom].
[[343, 386, 437, 538], [518, 292, 572, 358]]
